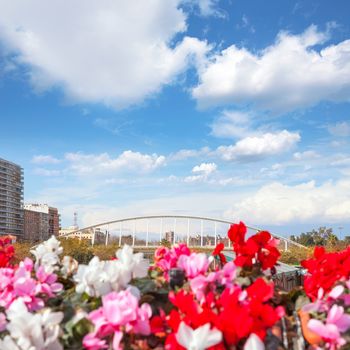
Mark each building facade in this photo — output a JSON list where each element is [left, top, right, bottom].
[[49, 207, 60, 236], [24, 209, 49, 242], [0, 158, 24, 237], [59, 227, 105, 244], [24, 204, 60, 241]]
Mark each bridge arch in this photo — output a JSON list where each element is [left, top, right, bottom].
[[58, 215, 307, 251]]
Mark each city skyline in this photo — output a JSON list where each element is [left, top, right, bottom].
[[1, 0, 350, 236]]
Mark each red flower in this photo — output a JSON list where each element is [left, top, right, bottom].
[[228, 221, 247, 245], [302, 246, 350, 300], [229, 225, 280, 270], [0, 236, 14, 267], [246, 278, 274, 303], [212, 243, 227, 265]]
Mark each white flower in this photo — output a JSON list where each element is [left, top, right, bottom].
[[31, 236, 63, 273], [60, 256, 78, 277], [0, 335, 20, 350], [175, 322, 222, 350], [74, 245, 149, 297], [116, 245, 149, 279], [244, 333, 265, 350], [4, 298, 63, 350], [74, 256, 111, 297]]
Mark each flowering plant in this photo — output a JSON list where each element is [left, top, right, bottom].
[[299, 247, 350, 349], [0, 236, 14, 268], [0, 222, 349, 350]]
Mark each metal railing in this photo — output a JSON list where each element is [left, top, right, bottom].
[[57, 214, 307, 251]]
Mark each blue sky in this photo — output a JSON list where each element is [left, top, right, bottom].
[[0, 0, 350, 237]]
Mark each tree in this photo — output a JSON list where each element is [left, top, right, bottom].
[[291, 227, 338, 247]]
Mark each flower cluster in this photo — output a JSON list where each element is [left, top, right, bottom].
[[83, 289, 152, 350], [0, 236, 14, 268], [228, 222, 280, 270], [302, 282, 350, 349], [2, 222, 347, 350], [299, 245, 350, 349], [0, 298, 63, 350], [154, 244, 191, 280], [0, 237, 63, 309], [74, 245, 149, 297], [30, 236, 63, 273], [0, 258, 62, 312], [302, 246, 350, 300], [166, 277, 284, 349]]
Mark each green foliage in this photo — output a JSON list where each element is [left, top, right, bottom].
[[91, 243, 120, 260], [160, 238, 171, 248], [58, 239, 94, 264], [279, 246, 312, 265], [14, 238, 124, 264], [290, 226, 338, 247], [12, 241, 33, 265]]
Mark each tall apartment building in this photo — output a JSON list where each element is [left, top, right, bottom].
[[0, 158, 24, 237], [24, 204, 60, 241]]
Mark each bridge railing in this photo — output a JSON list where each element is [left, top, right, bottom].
[[58, 215, 307, 251]]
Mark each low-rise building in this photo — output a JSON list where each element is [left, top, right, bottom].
[[59, 226, 106, 244], [24, 209, 49, 242], [24, 204, 60, 241], [49, 207, 60, 236]]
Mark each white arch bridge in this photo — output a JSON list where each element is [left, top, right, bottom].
[[59, 215, 306, 252]]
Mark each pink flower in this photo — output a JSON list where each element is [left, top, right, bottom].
[[327, 305, 350, 332], [102, 290, 138, 326], [177, 253, 211, 279], [154, 247, 170, 261], [329, 285, 344, 299], [172, 243, 191, 257], [154, 243, 191, 280], [83, 334, 107, 350], [133, 303, 152, 335], [308, 305, 350, 349], [84, 289, 152, 350], [308, 319, 344, 348], [0, 312, 6, 332], [190, 274, 211, 302], [216, 261, 237, 289], [0, 258, 62, 311]]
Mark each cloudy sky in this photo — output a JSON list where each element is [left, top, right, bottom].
[[1, 0, 350, 236]]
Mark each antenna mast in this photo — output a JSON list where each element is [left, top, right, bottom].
[[73, 212, 78, 229]]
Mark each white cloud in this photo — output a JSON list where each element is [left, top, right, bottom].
[[293, 150, 320, 160], [331, 156, 350, 167], [225, 179, 350, 225], [33, 168, 61, 177], [171, 147, 210, 160], [0, 0, 209, 109], [211, 110, 252, 138], [236, 15, 255, 33], [185, 162, 217, 182], [189, 0, 223, 17], [328, 121, 350, 137], [192, 162, 217, 175], [259, 163, 285, 178], [65, 151, 165, 175], [193, 25, 350, 113], [32, 155, 60, 164], [216, 130, 300, 161]]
